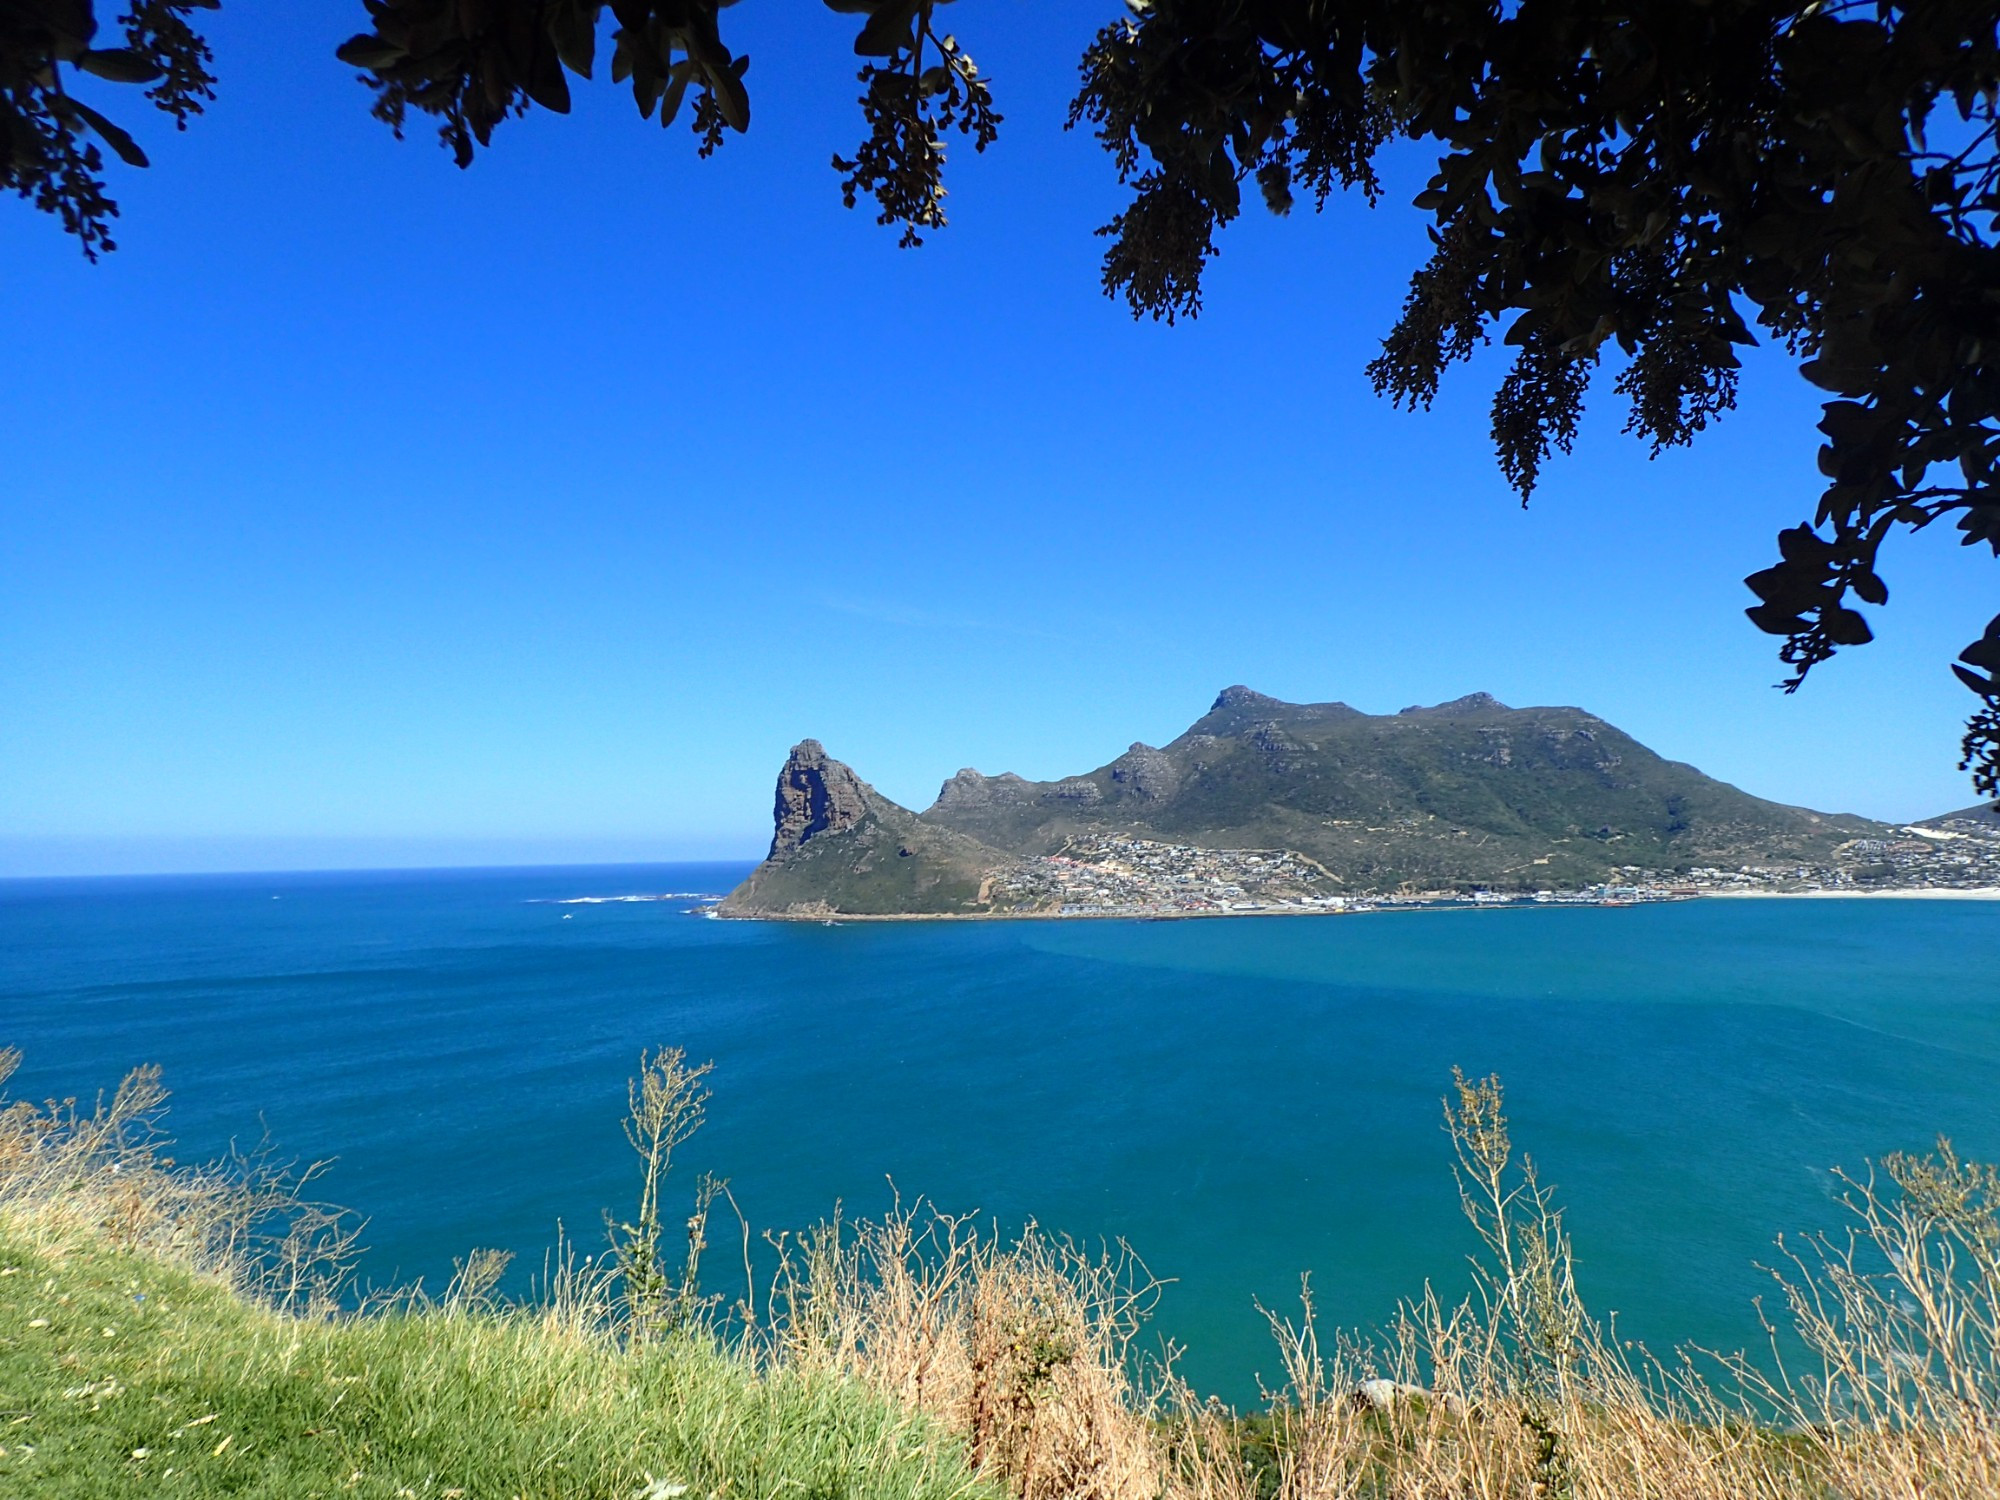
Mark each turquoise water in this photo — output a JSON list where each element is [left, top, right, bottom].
[[2, 864, 1995, 1402]]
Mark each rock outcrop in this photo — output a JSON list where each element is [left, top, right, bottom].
[[720, 744, 1023, 918], [768, 739, 872, 859], [1399, 692, 1510, 716], [931, 768, 1034, 815], [1106, 742, 1179, 802], [1211, 685, 1286, 712]]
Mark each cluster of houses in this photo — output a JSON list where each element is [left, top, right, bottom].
[[986, 836, 1349, 916], [978, 815, 2000, 918]]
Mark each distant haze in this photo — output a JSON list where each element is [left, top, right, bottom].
[[0, 838, 759, 880]]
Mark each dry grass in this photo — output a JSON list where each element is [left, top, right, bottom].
[[1122, 1070, 2000, 1500], [764, 1198, 1170, 1500], [0, 1045, 361, 1314], [6, 1041, 1997, 1499], [753, 1067, 2000, 1500]]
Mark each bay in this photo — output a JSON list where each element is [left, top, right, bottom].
[[2, 863, 1994, 1403]]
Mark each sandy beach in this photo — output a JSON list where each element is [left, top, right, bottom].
[[1705, 886, 2000, 901]]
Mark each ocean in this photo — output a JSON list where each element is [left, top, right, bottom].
[[2, 863, 1994, 1403]]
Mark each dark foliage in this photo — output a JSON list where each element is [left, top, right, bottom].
[[332, 0, 995, 244], [1075, 1, 2000, 788], [1, 0, 216, 258], [828, 3, 998, 248]]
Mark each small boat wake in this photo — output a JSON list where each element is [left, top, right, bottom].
[[528, 893, 725, 906]]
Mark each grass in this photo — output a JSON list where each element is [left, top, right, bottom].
[[4, 1046, 1997, 1499], [0, 1227, 997, 1498], [0, 1048, 998, 1500]]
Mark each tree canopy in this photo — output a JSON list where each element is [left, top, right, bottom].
[[7, 0, 1997, 795]]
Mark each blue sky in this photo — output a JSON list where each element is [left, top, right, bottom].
[[3, 3, 1993, 875]]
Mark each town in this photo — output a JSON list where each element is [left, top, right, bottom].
[[976, 817, 2000, 918]]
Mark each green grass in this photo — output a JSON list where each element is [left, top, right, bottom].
[[0, 1220, 1000, 1500]]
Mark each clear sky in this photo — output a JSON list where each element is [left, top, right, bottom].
[[4, 4, 1993, 876]]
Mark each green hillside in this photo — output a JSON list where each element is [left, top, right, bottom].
[[921, 687, 1882, 892], [717, 809, 1012, 916]]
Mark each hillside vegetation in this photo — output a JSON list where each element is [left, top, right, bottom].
[[721, 812, 1008, 918], [926, 688, 1879, 891], [5, 1047, 1997, 1500], [723, 689, 1888, 915]]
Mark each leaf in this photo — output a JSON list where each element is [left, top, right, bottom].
[[1745, 564, 1828, 614], [658, 72, 690, 125], [522, 49, 572, 113], [77, 49, 163, 85], [336, 36, 404, 71], [64, 99, 148, 167], [546, 1, 597, 78], [1816, 400, 1877, 442], [1746, 604, 1811, 636], [709, 60, 749, 131], [36, 0, 97, 57], [1776, 526, 1835, 566], [1823, 606, 1874, 647], [855, 0, 920, 58], [1799, 358, 1867, 394]]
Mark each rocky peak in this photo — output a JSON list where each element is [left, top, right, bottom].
[[934, 767, 988, 804], [1107, 742, 1179, 801], [1399, 692, 1509, 717], [1212, 685, 1285, 712], [931, 767, 1030, 813], [768, 739, 873, 860]]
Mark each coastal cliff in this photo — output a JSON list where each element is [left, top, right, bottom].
[[766, 739, 871, 859]]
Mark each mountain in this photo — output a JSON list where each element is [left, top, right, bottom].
[[719, 690, 1887, 917], [924, 687, 1878, 890]]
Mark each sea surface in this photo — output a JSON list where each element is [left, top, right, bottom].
[[2, 863, 1995, 1402]]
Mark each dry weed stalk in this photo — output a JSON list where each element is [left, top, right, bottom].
[[1742, 1138, 2000, 1499], [0, 1046, 360, 1314], [608, 1045, 713, 1342], [529, 1220, 622, 1340], [1154, 1071, 2000, 1500], [767, 1195, 1170, 1500]]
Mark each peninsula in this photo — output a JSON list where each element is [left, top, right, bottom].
[[717, 688, 2000, 918]]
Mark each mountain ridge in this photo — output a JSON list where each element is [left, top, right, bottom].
[[721, 689, 1894, 917]]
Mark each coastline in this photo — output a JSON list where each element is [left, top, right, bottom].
[[716, 886, 2000, 921], [713, 903, 1369, 923]]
